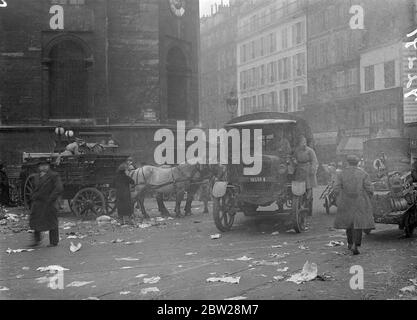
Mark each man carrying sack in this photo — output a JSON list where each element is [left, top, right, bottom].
[[334, 155, 375, 255]]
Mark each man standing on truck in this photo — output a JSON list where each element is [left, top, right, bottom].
[[28, 159, 63, 247]]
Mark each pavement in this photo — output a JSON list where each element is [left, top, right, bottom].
[[1, 187, 417, 300]]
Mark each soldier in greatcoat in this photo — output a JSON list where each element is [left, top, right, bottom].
[[28, 159, 63, 247], [334, 155, 375, 255]]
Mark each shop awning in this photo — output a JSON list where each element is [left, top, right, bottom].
[[337, 137, 367, 156]]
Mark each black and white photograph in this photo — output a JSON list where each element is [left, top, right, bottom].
[[1, 0, 417, 304]]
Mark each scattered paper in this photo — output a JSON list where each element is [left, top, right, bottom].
[[272, 245, 283, 248], [185, 252, 197, 256], [326, 241, 345, 247], [66, 281, 94, 288], [211, 234, 221, 240], [400, 285, 416, 293], [298, 245, 309, 250], [121, 266, 133, 270], [253, 260, 287, 266], [269, 253, 290, 259], [141, 287, 160, 295], [37, 265, 69, 273], [112, 239, 125, 243], [116, 257, 140, 262], [287, 261, 318, 284], [143, 276, 161, 284], [225, 296, 247, 300], [271, 231, 280, 236], [84, 297, 100, 300], [0, 286, 9, 291], [70, 242, 82, 254], [22, 267, 30, 271], [6, 248, 34, 254], [236, 256, 253, 261], [138, 223, 152, 229], [410, 278, 417, 286], [273, 276, 284, 281], [120, 291, 131, 295], [276, 267, 289, 272], [135, 274, 148, 278], [206, 276, 241, 284]]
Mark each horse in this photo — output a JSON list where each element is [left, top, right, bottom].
[[171, 163, 227, 216], [129, 161, 206, 218]]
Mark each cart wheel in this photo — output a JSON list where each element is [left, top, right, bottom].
[[324, 197, 331, 215], [72, 188, 106, 219], [364, 229, 372, 235], [293, 195, 308, 233], [102, 188, 117, 215], [213, 189, 236, 232], [23, 174, 37, 209]]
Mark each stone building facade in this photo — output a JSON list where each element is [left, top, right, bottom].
[[0, 0, 200, 163]]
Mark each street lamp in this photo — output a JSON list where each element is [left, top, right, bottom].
[[225, 90, 238, 118]]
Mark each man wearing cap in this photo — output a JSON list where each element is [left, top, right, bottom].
[[28, 159, 63, 247], [334, 155, 374, 255]]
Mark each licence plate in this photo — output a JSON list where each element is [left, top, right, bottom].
[[250, 177, 266, 183]]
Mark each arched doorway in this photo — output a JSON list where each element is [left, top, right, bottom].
[[49, 40, 89, 118], [166, 47, 189, 120]]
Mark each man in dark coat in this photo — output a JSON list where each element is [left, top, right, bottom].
[[334, 155, 375, 255], [114, 163, 135, 225], [0, 162, 11, 206], [28, 159, 63, 247]]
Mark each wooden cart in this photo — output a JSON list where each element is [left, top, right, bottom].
[[20, 154, 128, 218]]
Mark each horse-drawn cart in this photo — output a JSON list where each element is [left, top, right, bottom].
[[20, 153, 128, 218]]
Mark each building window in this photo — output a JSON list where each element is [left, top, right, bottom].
[[269, 33, 276, 53], [280, 88, 291, 112], [281, 27, 288, 50], [292, 21, 305, 46], [346, 68, 358, 86], [364, 65, 375, 92], [260, 65, 266, 86], [293, 52, 305, 77], [384, 60, 396, 88], [336, 71, 345, 88], [293, 86, 304, 111], [271, 91, 278, 110], [251, 41, 255, 59]]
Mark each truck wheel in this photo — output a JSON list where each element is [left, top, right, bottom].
[[213, 189, 236, 232]]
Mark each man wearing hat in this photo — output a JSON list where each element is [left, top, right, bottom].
[[0, 162, 11, 206], [28, 159, 63, 247], [334, 155, 375, 255]]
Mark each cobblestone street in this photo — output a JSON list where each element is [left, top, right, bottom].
[[1, 189, 417, 300]]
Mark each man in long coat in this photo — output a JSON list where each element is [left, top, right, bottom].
[[334, 155, 375, 255], [0, 162, 11, 206], [29, 159, 63, 247]]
